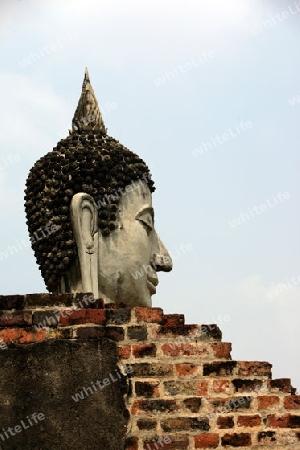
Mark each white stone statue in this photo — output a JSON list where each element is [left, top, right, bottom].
[[25, 69, 172, 306]]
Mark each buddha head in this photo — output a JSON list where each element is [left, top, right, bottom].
[[24, 70, 172, 306]]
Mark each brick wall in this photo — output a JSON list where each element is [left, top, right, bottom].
[[0, 293, 299, 449]]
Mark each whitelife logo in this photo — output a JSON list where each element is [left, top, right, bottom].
[[0, 225, 59, 262], [250, 2, 300, 35], [71, 365, 133, 402], [266, 275, 300, 299], [18, 32, 80, 68], [288, 90, 300, 106], [191, 121, 253, 157], [0, 413, 45, 444], [0, 154, 20, 171], [153, 51, 215, 87], [228, 192, 290, 228]]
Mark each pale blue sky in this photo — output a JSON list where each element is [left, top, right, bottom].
[[0, 0, 300, 388]]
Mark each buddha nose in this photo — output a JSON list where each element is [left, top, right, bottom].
[[151, 237, 173, 272]]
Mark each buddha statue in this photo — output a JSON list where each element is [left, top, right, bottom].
[[24, 69, 172, 306]]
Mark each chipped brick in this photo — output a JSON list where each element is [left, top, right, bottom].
[[135, 307, 163, 323]]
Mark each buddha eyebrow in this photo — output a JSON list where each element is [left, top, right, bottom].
[[135, 206, 154, 220]]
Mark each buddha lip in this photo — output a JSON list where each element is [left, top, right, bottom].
[[147, 274, 159, 294], [147, 274, 158, 286]]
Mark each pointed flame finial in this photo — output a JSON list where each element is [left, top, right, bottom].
[[71, 68, 106, 134]]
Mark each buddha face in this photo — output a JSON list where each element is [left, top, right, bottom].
[[97, 180, 172, 306]]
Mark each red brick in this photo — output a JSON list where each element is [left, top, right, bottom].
[[107, 308, 131, 324], [207, 398, 228, 413], [175, 363, 198, 376], [183, 397, 202, 413], [195, 381, 209, 396], [48, 327, 73, 340], [0, 311, 32, 327], [162, 314, 185, 326], [0, 295, 24, 310], [130, 363, 173, 377], [87, 298, 105, 309], [105, 326, 125, 341], [124, 436, 138, 450], [268, 378, 292, 393], [0, 327, 46, 344], [132, 343, 156, 358], [194, 433, 219, 448], [203, 361, 237, 377], [211, 342, 231, 359], [164, 380, 208, 396], [257, 396, 280, 410], [161, 343, 209, 357], [227, 396, 252, 411], [154, 325, 199, 339], [284, 395, 300, 410], [73, 293, 98, 308], [118, 345, 131, 359], [104, 301, 127, 309], [25, 293, 73, 308], [161, 417, 209, 432], [237, 414, 261, 427], [135, 307, 163, 323], [257, 431, 276, 444], [135, 381, 160, 398], [142, 438, 160, 450], [136, 418, 156, 430], [161, 434, 189, 449], [217, 416, 234, 429], [208, 396, 251, 413], [200, 324, 222, 341], [76, 326, 124, 341], [33, 311, 59, 328], [127, 326, 147, 341], [267, 413, 300, 428], [237, 361, 272, 377], [267, 414, 289, 428], [143, 435, 189, 450], [221, 433, 251, 446], [213, 380, 231, 393], [131, 399, 178, 415], [232, 379, 263, 393], [60, 309, 106, 326]]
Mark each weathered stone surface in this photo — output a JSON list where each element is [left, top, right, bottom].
[[0, 339, 128, 449], [25, 71, 172, 307]]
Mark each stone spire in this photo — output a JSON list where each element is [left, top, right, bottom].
[[71, 68, 106, 134]]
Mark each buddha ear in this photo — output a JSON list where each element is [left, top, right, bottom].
[[70, 193, 99, 297]]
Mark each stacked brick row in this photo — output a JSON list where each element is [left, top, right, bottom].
[[0, 293, 299, 449]]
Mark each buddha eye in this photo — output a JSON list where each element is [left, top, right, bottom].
[[135, 207, 155, 234], [137, 212, 154, 234]]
